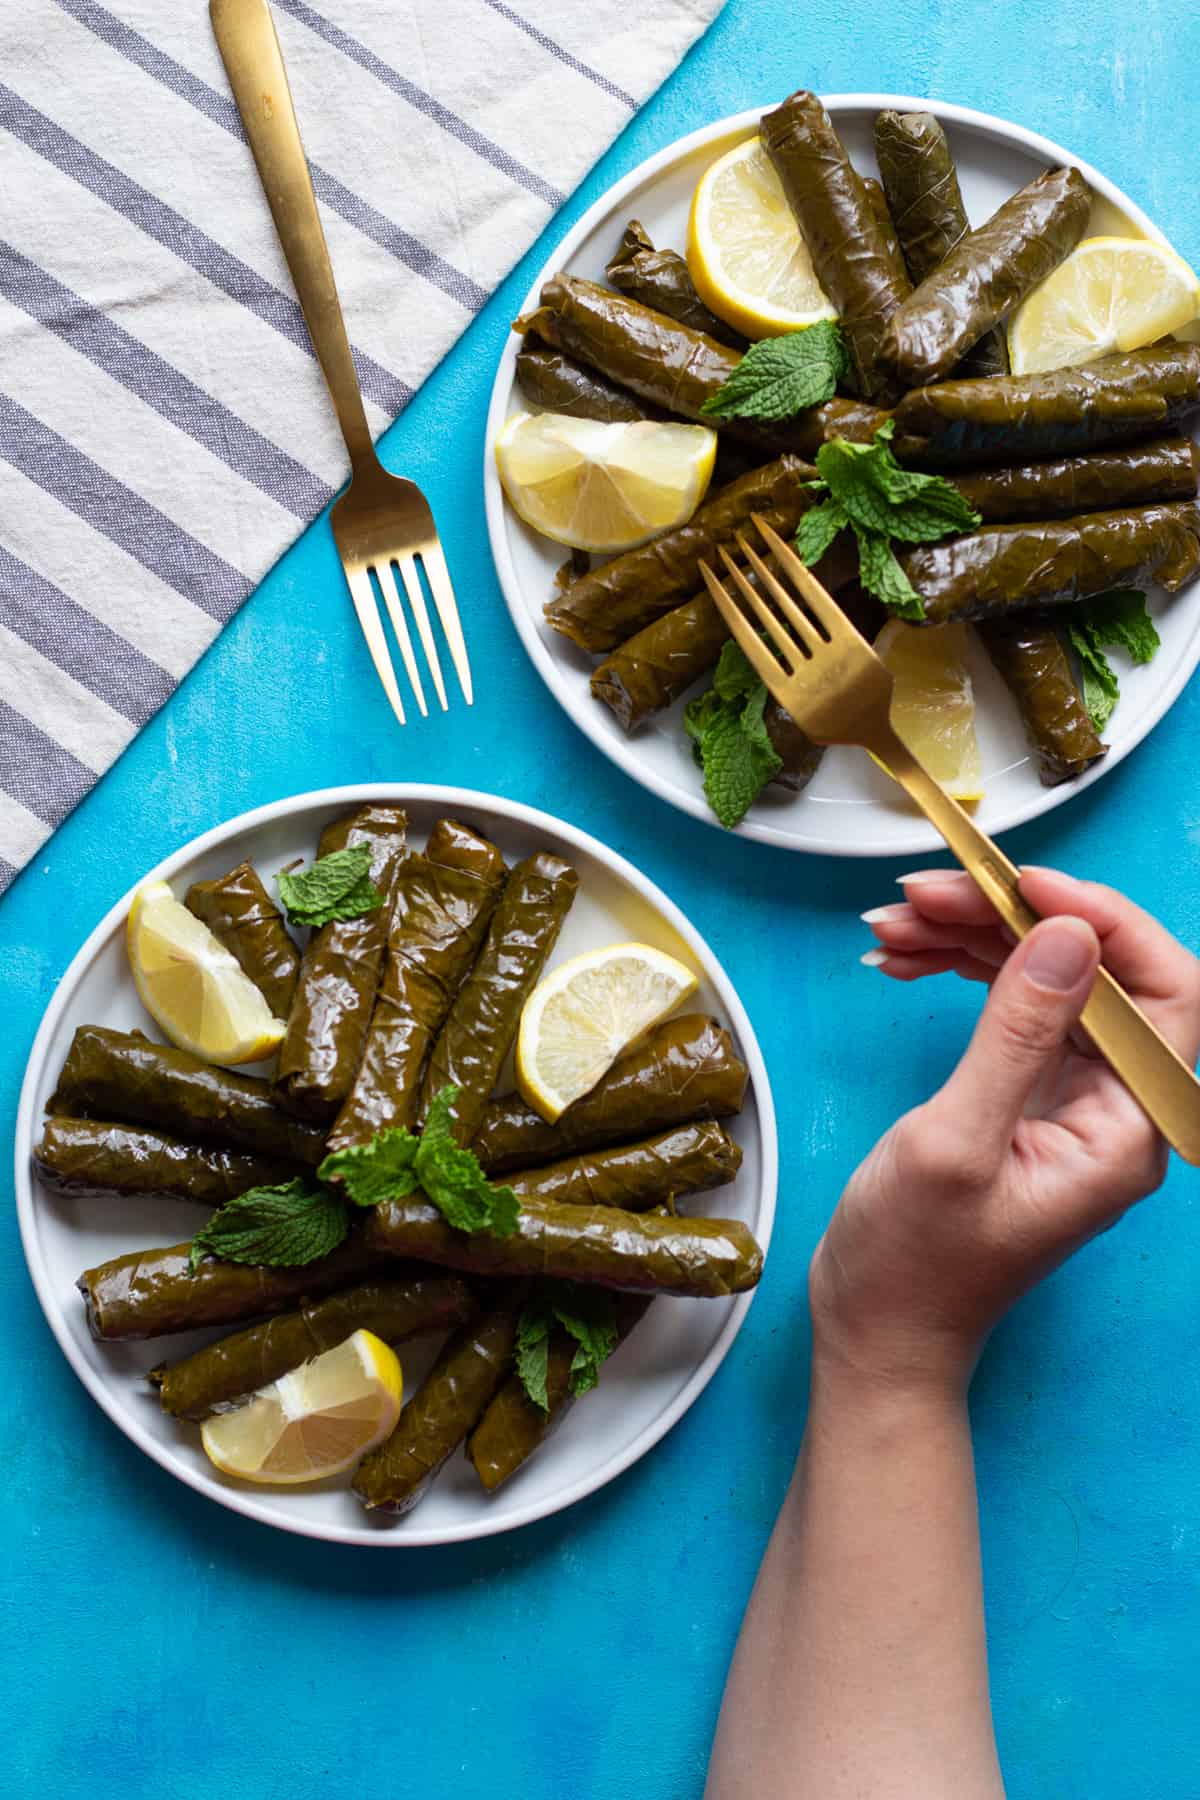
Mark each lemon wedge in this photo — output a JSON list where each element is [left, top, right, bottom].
[[127, 879, 286, 1065], [876, 619, 983, 803], [1008, 235, 1200, 375], [201, 1330, 403, 1485], [496, 411, 716, 553], [516, 942, 699, 1123], [687, 136, 836, 340]]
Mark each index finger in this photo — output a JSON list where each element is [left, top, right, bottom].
[[899, 866, 1200, 1063]]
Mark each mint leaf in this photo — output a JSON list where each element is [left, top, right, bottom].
[[277, 845, 385, 929], [711, 638, 762, 704], [1082, 587, 1160, 665], [318, 1127, 421, 1207], [687, 678, 782, 829], [515, 1285, 620, 1411], [700, 320, 846, 421], [417, 1086, 520, 1237], [814, 426, 980, 545], [550, 1285, 619, 1397], [794, 496, 849, 567], [515, 1299, 553, 1413], [1062, 588, 1159, 731], [855, 528, 926, 621], [188, 1180, 348, 1272]]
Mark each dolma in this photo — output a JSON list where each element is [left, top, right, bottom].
[[515, 343, 655, 423], [980, 616, 1107, 785], [859, 175, 913, 298], [353, 1299, 522, 1513], [873, 109, 1008, 378], [79, 1234, 380, 1341], [184, 861, 300, 1018], [760, 90, 910, 402], [467, 1292, 651, 1494], [34, 1117, 300, 1206], [902, 502, 1200, 624], [892, 345, 1200, 467], [880, 166, 1090, 388], [150, 1273, 477, 1418], [588, 533, 863, 730], [952, 436, 1200, 522], [546, 457, 818, 653], [764, 699, 824, 792], [474, 1014, 747, 1174], [508, 1122, 742, 1212], [418, 853, 579, 1142], [275, 804, 409, 1121], [50, 1024, 327, 1166], [326, 819, 507, 1154], [366, 1192, 763, 1298], [607, 220, 747, 347], [517, 275, 889, 455]]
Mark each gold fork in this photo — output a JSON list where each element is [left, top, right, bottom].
[[700, 515, 1200, 1165], [211, 0, 471, 724]]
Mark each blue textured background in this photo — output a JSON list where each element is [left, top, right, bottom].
[[4, 3, 1200, 1794]]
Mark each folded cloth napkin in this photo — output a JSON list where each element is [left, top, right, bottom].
[[0, 0, 724, 896]]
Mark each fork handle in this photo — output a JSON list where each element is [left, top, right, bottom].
[[210, 0, 375, 469], [873, 721, 1200, 1165]]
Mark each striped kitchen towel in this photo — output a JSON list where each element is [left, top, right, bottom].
[[0, 0, 725, 896]]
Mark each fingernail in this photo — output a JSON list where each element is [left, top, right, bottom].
[[860, 948, 890, 968], [895, 868, 968, 886], [1024, 918, 1097, 993], [861, 904, 907, 924]]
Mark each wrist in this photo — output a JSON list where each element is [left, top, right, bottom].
[[808, 1331, 972, 1418]]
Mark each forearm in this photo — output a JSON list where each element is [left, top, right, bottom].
[[705, 1355, 1004, 1800]]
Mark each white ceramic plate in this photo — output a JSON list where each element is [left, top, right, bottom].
[[15, 786, 775, 1548], [484, 96, 1200, 856]]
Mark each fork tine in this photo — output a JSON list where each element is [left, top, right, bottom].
[[716, 545, 805, 667], [735, 531, 825, 649], [344, 564, 406, 726], [699, 562, 792, 692], [752, 514, 862, 641], [396, 555, 447, 712], [374, 560, 428, 718], [420, 541, 473, 706]]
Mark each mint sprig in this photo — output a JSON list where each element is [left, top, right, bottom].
[[318, 1084, 519, 1238], [700, 320, 847, 421], [277, 844, 385, 929], [189, 1086, 519, 1271], [516, 1284, 620, 1413], [1061, 588, 1160, 731], [795, 420, 981, 620], [684, 640, 782, 829], [187, 1179, 348, 1272]]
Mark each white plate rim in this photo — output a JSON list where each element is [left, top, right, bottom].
[[14, 783, 777, 1549], [483, 93, 1192, 857]]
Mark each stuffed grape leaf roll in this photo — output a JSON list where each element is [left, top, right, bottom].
[[326, 819, 507, 1154], [275, 804, 409, 1121], [473, 1014, 747, 1173], [50, 1024, 327, 1166], [184, 861, 300, 1018]]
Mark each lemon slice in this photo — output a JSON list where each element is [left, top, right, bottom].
[[687, 136, 836, 340], [201, 1330, 403, 1485], [516, 942, 699, 1123], [877, 619, 983, 803], [127, 879, 286, 1065], [495, 411, 716, 553], [1009, 235, 1200, 375]]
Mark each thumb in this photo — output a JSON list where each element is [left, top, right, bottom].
[[930, 915, 1100, 1159]]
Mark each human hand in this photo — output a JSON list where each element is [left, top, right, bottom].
[[808, 868, 1200, 1394]]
